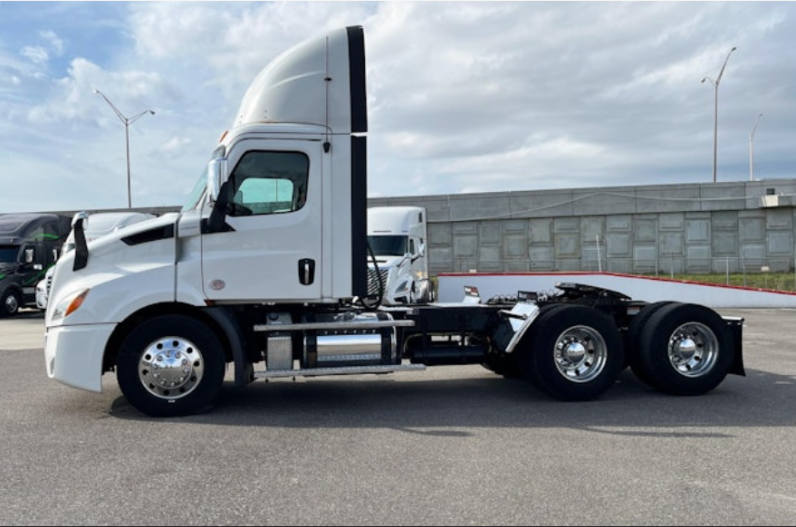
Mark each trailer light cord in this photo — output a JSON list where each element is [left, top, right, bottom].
[[363, 241, 384, 309]]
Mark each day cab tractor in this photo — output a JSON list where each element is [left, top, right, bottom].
[[44, 27, 744, 417]]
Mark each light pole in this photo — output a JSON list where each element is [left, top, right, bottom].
[[93, 89, 155, 208], [749, 113, 763, 181], [701, 46, 737, 183]]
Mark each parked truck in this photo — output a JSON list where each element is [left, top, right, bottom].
[[366, 206, 431, 305], [0, 213, 71, 317], [44, 27, 745, 417], [36, 211, 157, 310]]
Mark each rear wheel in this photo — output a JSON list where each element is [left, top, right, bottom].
[[0, 290, 21, 318], [626, 301, 680, 385], [519, 305, 625, 401], [116, 315, 226, 417], [636, 303, 734, 395]]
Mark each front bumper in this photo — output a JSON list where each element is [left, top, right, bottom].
[[45, 323, 116, 393]]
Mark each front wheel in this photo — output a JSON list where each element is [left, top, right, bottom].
[[116, 315, 226, 417], [0, 290, 21, 318], [519, 305, 625, 401]]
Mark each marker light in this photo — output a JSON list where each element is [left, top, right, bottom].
[[52, 289, 90, 321]]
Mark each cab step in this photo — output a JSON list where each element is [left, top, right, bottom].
[[254, 363, 426, 380]]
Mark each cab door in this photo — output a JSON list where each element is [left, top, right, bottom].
[[201, 138, 324, 302]]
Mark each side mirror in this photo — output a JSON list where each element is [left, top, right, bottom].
[[53, 249, 59, 263], [417, 242, 426, 258], [207, 158, 228, 204], [72, 211, 89, 229]]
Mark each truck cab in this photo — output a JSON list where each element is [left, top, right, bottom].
[[0, 213, 71, 317], [367, 206, 431, 304]]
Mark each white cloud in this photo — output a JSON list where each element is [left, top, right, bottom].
[[27, 57, 177, 125], [127, 2, 375, 102], [20, 45, 48, 65], [40, 30, 64, 56], [161, 136, 192, 153]]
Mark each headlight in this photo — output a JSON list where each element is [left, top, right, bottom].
[[51, 289, 90, 321]]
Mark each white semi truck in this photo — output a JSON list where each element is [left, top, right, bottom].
[[366, 206, 431, 305], [44, 26, 745, 417]]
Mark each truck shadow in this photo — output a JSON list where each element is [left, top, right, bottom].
[[108, 367, 796, 436]]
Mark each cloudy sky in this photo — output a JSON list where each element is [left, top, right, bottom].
[[0, 1, 794, 213]]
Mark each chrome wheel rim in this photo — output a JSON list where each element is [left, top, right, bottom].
[[553, 326, 608, 383], [667, 323, 719, 378], [138, 337, 205, 400]]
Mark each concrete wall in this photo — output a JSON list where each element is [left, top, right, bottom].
[[370, 179, 796, 276]]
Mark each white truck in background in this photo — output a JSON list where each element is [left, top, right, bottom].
[[366, 206, 432, 305], [44, 26, 745, 418], [36, 211, 156, 310]]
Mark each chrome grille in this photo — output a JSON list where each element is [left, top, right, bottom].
[[367, 268, 389, 296]]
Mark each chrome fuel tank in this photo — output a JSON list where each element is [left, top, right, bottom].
[[304, 312, 397, 367]]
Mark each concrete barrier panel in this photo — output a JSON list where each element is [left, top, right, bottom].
[[438, 272, 796, 308]]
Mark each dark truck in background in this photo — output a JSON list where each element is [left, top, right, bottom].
[[0, 213, 72, 317]]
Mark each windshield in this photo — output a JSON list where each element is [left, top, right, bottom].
[[182, 145, 227, 212], [367, 235, 408, 257], [0, 245, 19, 264], [182, 168, 207, 212]]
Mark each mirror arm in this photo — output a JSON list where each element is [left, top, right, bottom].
[[208, 182, 233, 233]]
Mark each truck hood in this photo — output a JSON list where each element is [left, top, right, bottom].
[[369, 255, 408, 269], [46, 213, 180, 327]]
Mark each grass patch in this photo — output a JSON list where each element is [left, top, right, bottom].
[[645, 272, 796, 292]]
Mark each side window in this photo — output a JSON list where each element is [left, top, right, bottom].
[[409, 239, 416, 256], [227, 151, 309, 216]]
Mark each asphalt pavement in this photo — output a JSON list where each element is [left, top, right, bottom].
[[1, 308, 795, 526]]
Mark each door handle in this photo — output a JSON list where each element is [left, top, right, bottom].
[[298, 258, 315, 286]]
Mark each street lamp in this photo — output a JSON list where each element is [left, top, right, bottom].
[[701, 46, 737, 183], [93, 89, 155, 208], [749, 113, 763, 181]]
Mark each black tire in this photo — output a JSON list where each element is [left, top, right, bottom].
[[518, 305, 625, 401], [625, 301, 681, 386], [0, 289, 22, 318], [482, 353, 523, 379], [116, 315, 226, 417], [637, 303, 734, 396], [515, 304, 568, 388]]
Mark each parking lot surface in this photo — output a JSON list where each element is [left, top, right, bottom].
[[1, 308, 795, 525]]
